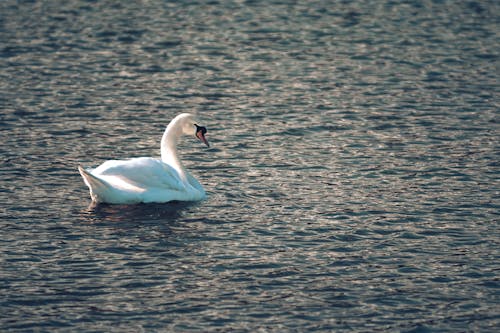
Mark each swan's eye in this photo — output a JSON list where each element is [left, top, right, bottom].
[[195, 124, 207, 135], [194, 124, 209, 147]]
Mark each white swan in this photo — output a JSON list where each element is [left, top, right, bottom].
[[78, 113, 209, 204]]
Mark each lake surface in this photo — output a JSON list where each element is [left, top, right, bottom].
[[1, 0, 499, 331]]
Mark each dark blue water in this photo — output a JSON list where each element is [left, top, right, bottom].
[[1, 0, 499, 331]]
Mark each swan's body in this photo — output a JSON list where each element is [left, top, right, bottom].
[[79, 113, 209, 204]]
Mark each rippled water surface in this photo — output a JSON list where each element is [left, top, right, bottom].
[[1, 0, 499, 331]]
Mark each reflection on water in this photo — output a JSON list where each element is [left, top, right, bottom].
[[84, 201, 193, 224], [0, 0, 498, 331]]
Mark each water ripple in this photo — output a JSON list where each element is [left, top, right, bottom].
[[1, 0, 499, 332]]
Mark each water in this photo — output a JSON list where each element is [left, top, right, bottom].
[[1, 0, 499, 331]]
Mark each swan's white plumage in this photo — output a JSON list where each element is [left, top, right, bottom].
[[79, 113, 208, 204]]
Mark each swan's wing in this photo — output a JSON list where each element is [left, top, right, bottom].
[[79, 165, 110, 202], [91, 157, 184, 191]]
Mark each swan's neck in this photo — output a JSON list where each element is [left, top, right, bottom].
[[160, 124, 187, 181]]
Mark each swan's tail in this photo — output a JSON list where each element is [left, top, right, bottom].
[[78, 166, 106, 202]]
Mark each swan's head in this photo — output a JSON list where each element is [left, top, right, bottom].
[[194, 124, 209, 147], [176, 113, 210, 147]]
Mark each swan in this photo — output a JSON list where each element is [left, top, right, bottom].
[[78, 113, 209, 204]]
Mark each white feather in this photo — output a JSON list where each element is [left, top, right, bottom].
[[79, 113, 209, 204]]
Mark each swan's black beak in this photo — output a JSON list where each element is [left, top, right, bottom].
[[195, 124, 209, 147]]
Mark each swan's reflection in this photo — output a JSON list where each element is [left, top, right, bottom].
[[83, 201, 195, 226], [77, 201, 202, 245]]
